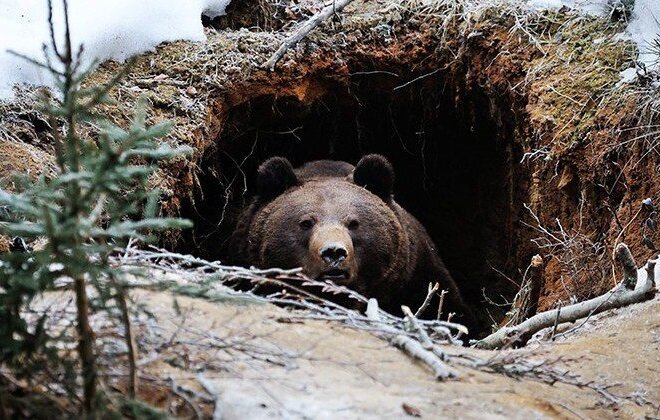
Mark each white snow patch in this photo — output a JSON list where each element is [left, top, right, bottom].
[[617, 0, 660, 83], [0, 0, 231, 100], [48, 263, 65, 272], [619, 67, 638, 84], [625, 0, 660, 70], [527, 0, 611, 16]]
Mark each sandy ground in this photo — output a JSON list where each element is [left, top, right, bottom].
[[118, 288, 659, 419]]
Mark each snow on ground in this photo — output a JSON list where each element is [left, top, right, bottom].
[[527, 0, 611, 16], [0, 0, 231, 100]]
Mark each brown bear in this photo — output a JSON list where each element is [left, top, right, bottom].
[[228, 154, 472, 324]]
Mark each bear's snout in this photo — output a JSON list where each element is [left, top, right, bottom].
[[320, 242, 348, 265], [306, 224, 356, 283]]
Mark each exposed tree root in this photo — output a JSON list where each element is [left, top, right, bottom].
[[475, 244, 657, 349]]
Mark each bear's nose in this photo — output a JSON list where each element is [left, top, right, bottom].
[[320, 243, 348, 265]]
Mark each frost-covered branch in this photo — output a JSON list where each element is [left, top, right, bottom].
[[262, 0, 357, 70], [367, 300, 459, 380], [117, 248, 467, 380], [415, 282, 439, 317]]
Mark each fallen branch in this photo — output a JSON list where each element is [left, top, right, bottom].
[[475, 244, 657, 349], [402, 305, 433, 349], [367, 299, 459, 380], [262, 0, 356, 71], [391, 335, 459, 380]]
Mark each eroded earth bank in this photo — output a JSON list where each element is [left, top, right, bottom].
[[1, 0, 659, 417]]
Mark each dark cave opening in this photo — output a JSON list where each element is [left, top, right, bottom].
[[179, 70, 531, 330]]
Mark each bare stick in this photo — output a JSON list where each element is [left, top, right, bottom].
[[262, 0, 356, 71], [74, 276, 96, 413], [611, 207, 643, 286], [550, 301, 561, 341], [415, 282, 439, 317], [615, 243, 638, 289], [117, 287, 137, 398], [476, 249, 656, 349], [436, 289, 447, 320], [526, 255, 545, 319], [500, 255, 545, 327]]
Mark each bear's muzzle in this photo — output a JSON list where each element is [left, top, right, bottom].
[[306, 224, 356, 283]]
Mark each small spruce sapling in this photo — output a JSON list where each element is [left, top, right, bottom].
[[0, 0, 191, 414]]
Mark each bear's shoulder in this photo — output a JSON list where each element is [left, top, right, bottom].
[[294, 160, 354, 181]]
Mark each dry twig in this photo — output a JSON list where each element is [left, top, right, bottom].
[[415, 282, 439, 317], [436, 289, 447, 320], [500, 255, 545, 327], [116, 287, 137, 398]]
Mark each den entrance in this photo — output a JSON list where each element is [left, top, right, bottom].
[[180, 69, 530, 331]]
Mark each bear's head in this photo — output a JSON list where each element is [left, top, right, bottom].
[[247, 154, 408, 290]]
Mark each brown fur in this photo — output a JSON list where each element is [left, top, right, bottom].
[[228, 155, 472, 324]]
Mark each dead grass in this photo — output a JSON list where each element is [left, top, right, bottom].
[[0, 140, 55, 183]]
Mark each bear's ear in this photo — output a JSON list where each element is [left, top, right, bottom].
[[256, 157, 299, 200], [353, 154, 394, 202]]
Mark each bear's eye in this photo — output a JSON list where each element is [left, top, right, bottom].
[[347, 219, 360, 230], [299, 218, 315, 231]]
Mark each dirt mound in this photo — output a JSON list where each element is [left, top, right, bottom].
[[1, 0, 659, 331]]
